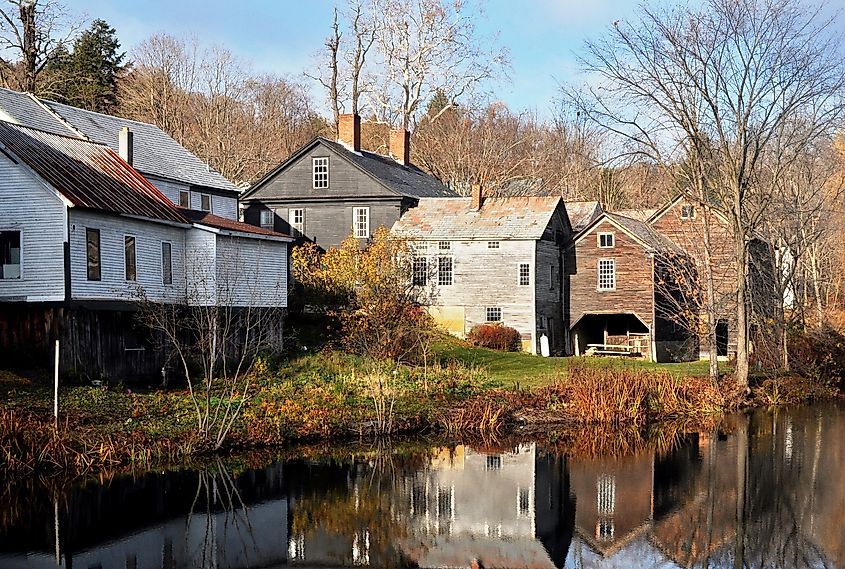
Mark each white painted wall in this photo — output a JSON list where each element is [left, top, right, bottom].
[[185, 227, 217, 306], [215, 234, 288, 307], [0, 153, 67, 302], [148, 175, 238, 220], [69, 209, 187, 303]]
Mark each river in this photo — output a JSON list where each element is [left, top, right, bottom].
[[0, 403, 843, 568]]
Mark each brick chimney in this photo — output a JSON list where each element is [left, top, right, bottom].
[[471, 183, 483, 211], [338, 113, 361, 152], [389, 128, 410, 165], [119, 126, 133, 166]]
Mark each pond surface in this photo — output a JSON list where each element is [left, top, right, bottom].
[[1, 403, 843, 569]]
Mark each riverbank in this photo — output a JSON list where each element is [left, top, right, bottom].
[[0, 339, 838, 478]]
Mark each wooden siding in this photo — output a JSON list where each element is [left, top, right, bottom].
[[535, 239, 564, 352], [69, 209, 187, 303], [185, 228, 217, 306], [0, 153, 67, 302], [214, 234, 288, 307], [247, 142, 398, 201], [428, 239, 538, 353], [149, 175, 238, 221], [244, 199, 406, 250]]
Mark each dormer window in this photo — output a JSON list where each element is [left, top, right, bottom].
[[598, 233, 614, 248], [313, 157, 329, 189], [681, 205, 696, 219]]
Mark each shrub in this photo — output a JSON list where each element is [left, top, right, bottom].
[[467, 323, 522, 352], [788, 325, 845, 389]]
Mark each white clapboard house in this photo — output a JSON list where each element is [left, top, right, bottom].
[[0, 119, 291, 381]]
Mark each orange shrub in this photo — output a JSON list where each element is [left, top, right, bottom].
[[467, 323, 522, 352]]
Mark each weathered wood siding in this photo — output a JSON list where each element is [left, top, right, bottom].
[[0, 153, 67, 302], [568, 218, 655, 334], [428, 239, 538, 353], [69, 209, 187, 303], [535, 239, 564, 353], [215, 234, 288, 307], [148, 175, 239, 220]]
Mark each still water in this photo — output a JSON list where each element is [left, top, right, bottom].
[[1, 403, 843, 569]]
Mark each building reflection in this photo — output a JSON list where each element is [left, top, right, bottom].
[[2, 404, 845, 568]]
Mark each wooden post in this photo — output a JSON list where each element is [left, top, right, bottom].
[[54, 340, 59, 429], [574, 333, 580, 357]]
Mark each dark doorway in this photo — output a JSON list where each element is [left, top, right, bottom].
[[716, 320, 728, 356]]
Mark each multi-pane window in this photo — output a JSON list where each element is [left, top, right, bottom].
[[598, 259, 615, 290], [200, 193, 211, 212], [161, 242, 173, 285], [438, 256, 453, 285], [681, 205, 695, 219], [260, 209, 274, 229], [412, 256, 428, 286], [436, 486, 453, 519], [438, 241, 451, 251], [0, 230, 21, 279], [598, 233, 614, 248], [312, 157, 329, 189], [518, 263, 531, 286], [353, 207, 370, 238], [124, 235, 136, 281], [597, 474, 616, 515], [486, 455, 502, 470], [178, 190, 189, 208], [486, 307, 502, 322], [289, 208, 305, 235], [487, 241, 499, 249], [86, 228, 101, 281], [517, 487, 531, 517]]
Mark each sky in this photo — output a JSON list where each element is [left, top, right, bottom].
[[64, 0, 645, 116]]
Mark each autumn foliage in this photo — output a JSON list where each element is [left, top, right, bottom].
[[467, 323, 522, 352]]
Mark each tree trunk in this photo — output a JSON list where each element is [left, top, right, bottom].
[[702, 207, 720, 384], [734, 217, 750, 388], [810, 243, 824, 329]]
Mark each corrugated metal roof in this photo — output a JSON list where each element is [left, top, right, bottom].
[[392, 196, 562, 240], [178, 208, 291, 239], [43, 100, 240, 193], [0, 121, 189, 224]]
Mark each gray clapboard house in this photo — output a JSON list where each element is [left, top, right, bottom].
[[240, 114, 455, 249], [0, 119, 291, 380], [0, 87, 241, 219], [392, 190, 572, 355]]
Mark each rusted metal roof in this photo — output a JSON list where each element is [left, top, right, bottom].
[[0, 121, 188, 224], [392, 196, 562, 240], [178, 208, 292, 240], [565, 201, 603, 232]]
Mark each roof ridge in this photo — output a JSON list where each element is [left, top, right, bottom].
[[41, 96, 166, 130], [26, 93, 89, 140]]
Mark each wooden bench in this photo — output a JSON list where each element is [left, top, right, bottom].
[[585, 343, 641, 357]]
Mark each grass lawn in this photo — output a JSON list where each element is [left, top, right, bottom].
[[432, 337, 725, 389]]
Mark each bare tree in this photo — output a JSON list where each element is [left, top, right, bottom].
[[0, 0, 81, 92], [567, 0, 845, 387]]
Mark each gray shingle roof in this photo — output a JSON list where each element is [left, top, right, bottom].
[[320, 138, 455, 198], [0, 88, 70, 135], [392, 196, 562, 240], [606, 213, 684, 254], [42, 100, 239, 193], [566, 201, 603, 232]]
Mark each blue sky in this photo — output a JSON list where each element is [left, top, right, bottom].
[[67, 0, 646, 115]]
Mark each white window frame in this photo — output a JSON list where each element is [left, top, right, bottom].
[[412, 256, 428, 287], [124, 234, 137, 282], [161, 241, 173, 286], [597, 259, 616, 291], [438, 256, 453, 286], [353, 207, 370, 238], [199, 193, 212, 212], [486, 307, 502, 322], [289, 208, 305, 235], [0, 228, 22, 280], [260, 208, 274, 230], [438, 240, 451, 251], [312, 156, 329, 189], [681, 204, 696, 219], [598, 232, 614, 248], [518, 263, 531, 286], [178, 190, 190, 208], [487, 241, 499, 249]]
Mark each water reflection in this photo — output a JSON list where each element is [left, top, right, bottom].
[[0, 404, 843, 568]]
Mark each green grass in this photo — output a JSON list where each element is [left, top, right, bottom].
[[432, 336, 727, 389]]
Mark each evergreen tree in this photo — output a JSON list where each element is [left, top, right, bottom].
[[47, 19, 125, 112]]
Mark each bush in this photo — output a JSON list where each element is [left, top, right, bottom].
[[788, 325, 845, 389], [467, 323, 522, 352]]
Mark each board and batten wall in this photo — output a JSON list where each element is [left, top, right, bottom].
[[0, 153, 67, 302], [149, 176, 238, 221], [426, 239, 538, 353], [68, 209, 187, 303]]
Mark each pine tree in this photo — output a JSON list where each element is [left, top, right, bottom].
[[46, 19, 125, 112]]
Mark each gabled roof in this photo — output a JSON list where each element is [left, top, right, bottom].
[[0, 87, 238, 193], [574, 211, 684, 255], [392, 196, 563, 240], [243, 136, 456, 200], [42, 99, 239, 193], [178, 208, 292, 241], [0, 121, 189, 224], [566, 200, 603, 232]]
